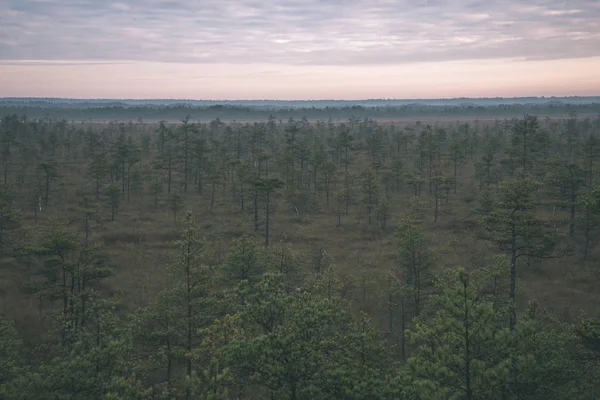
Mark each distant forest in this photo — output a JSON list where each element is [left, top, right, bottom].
[[1, 97, 599, 121]]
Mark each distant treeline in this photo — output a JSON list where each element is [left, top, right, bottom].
[[0, 102, 599, 121], [3, 96, 600, 108]]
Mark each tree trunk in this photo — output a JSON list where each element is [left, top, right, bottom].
[[210, 181, 216, 212], [401, 296, 406, 363], [510, 228, 517, 332], [569, 195, 576, 237], [265, 191, 270, 247], [122, 160, 126, 198], [464, 283, 473, 400], [167, 156, 172, 194], [45, 177, 50, 208], [254, 190, 259, 232], [186, 242, 193, 379]]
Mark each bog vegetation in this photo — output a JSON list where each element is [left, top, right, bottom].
[[1, 109, 600, 399]]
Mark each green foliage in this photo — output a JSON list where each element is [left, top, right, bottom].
[[507, 114, 541, 174], [408, 267, 510, 399], [189, 314, 243, 399], [395, 216, 435, 317], [360, 165, 379, 225], [39, 160, 60, 208], [262, 239, 305, 284], [581, 185, 600, 260], [375, 194, 392, 230], [104, 374, 152, 400], [408, 266, 597, 400], [21, 220, 113, 340], [479, 171, 564, 329], [545, 158, 586, 237], [252, 177, 284, 246], [480, 172, 559, 257], [219, 234, 264, 286], [88, 150, 110, 200], [104, 182, 121, 221], [576, 315, 600, 358], [475, 186, 495, 215], [131, 288, 181, 384], [8, 298, 132, 400], [168, 210, 216, 384], [505, 304, 592, 400], [0, 315, 22, 396], [221, 273, 397, 399], [306, 257, 341, 301]]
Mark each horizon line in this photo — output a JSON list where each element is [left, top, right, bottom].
[[2, 95, 600, 102]]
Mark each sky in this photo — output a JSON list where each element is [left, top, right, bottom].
[[1, 0, 599, 100]]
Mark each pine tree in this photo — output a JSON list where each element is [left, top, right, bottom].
[[376, 195, 392, 231], [506, 115, 540, 175], [39, 160, 60, 209], [448, 130, 467, 193], [0, 114, 20, 184], [10, 297, 133, 400], [407, 267, 510, 400], [22, 220, 113, 340], [546, 158, 586, 237], [360, 166, 379, 226], [395, 216, 435, 318], [168, 191, 184, 223], [88, 149, 110, 200], [220, 234, 264, 286], [221, 273, 396, 400], [0, 183, 22, 257], [334, 188, 345, 227], [252, 177, 283, 246], [167, 210, 214, 382], [505, 301, 593, 399], [0, 315, 22, 397], [581, 185, 600, 260], [479, 172, 563, 331], [131, 288, 181, 394], [105, 182, 121, 221]]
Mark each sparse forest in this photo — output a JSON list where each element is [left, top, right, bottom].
[[1, 107, 600, 399]]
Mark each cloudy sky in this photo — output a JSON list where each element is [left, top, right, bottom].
[[1, 0, 599, 99]]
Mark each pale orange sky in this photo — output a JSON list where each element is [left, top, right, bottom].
[[1, 57, 599, 99], [1, 0, 599, 99]]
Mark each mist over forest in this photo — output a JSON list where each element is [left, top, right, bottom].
[[1, 96, 600, 122]]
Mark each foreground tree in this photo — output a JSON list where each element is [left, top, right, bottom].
[[6, 297, 134, 400], [22, 221, 113, 340], [131, 288, 181, 397], [504, 302, 593, 400], [221, 273, 398, 399], [408, 267, 510, 400], [0, 315, 22, 398], [408, 266, 594, 400], [167, 210, 214, 383]]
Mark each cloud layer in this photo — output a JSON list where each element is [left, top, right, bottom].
[[1, 0, 599, 66]]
